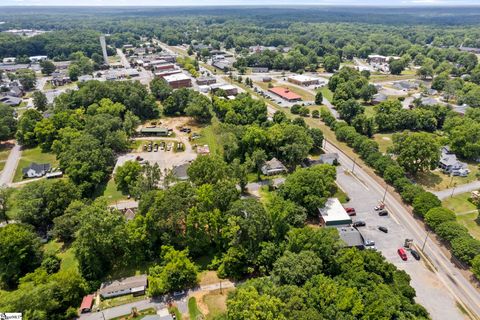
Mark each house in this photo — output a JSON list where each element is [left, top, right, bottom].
[[172, 162, 190, 181], [261, 157, 287, 176], [288, 74, 321, 86], [0, 95, 22, 106], [29, 56, 48, 63], [50, 72, 71, 86], [318, 198, 352, 227], [196, 76, 216, 85], [99, 275, 147, 299], [393, 81, 419, 91], [338, 227, 365, 249], [371, 93, 387, 105], [268, 87, 302, 102], [367, 55, 388, 64], [139, 127, 169, 136], [22, 163, 51, 178], [164, 73, 192, 89], [7, 84, 24, 97], [439, 146, 469, 176], [212, 60, 231, 71], [2, 57, 16, 64], [319, 153, 339, 165], [252, 67, 269, 73], [79, 294, 94, 314]]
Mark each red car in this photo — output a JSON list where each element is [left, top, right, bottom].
[[397, 248, 408, 261], [345, 207, 356, 216]]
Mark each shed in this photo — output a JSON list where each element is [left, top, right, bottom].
[[140, 127, 169, 136], [79, 294, 94, 314]]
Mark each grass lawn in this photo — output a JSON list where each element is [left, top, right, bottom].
[[370, 73, 417, 83], [188, 297, 204, 320], [169, 306, 182, 320], [0, 143, 14, 161], [43, 81, 77, 91], [99, 294, 147, 310], [198, 271, 221, 286], [43, 240, 79, 273], [110, 307, 157, 320], [334, 185, 349, 203], [364, 105, 376, 118], [203, 288, 234, 320], [373, 133, 393, 153], [196, 121, 223, 156], [319, 86, 334, 101], [442, 193, 480, 239], [0, 161, 5, 173], [457, 212, 480, 240], [415, 164, 479, 191], [13, 146, 59, 183]]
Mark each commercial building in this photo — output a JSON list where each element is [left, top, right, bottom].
[[139, 127, 169, 136], [154, 69, 182, 78], [268, 87, 302, 102], [196, 76, 217, 85], [288, 74, 321, 86], [29, 55, 48, 63], [318, 198, 352, 227], [154, 63, 176, 71], [211, 84, 238, 96], [337, 227, 365, 249], [164, 73, 192, 89], [99, 275, 147, 299]]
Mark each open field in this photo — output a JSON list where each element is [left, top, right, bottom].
[[442, 192, 480, 239], [373, 133, 393, 153], [13, 146, 59, 182], [202, 288, 234, 320], [101, 177, 128, 204]]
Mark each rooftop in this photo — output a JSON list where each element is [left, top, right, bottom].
[[99, 274, 147, 295], [338, 227, 365, 248], [164, 73, 191, 82], [288, 74, 320, 82], [268, 87, 302, 101], [318, 198, 352, 226]]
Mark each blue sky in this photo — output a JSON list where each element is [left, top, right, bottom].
[[2, 0, 480, 6]]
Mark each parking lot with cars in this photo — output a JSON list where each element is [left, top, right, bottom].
[[335, 166, 467, 319]]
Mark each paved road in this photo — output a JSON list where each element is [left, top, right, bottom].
[[116, 48, 131, 69], [0, 143, 21, 187], [434, 180, 480, 200], [324, 139, 480, 319]]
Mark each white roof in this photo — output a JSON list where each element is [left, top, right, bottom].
[[318, 198, 352, 224], [220, 84, 236, 90], [164, 73, 191, 82], [288, 74, 320, 82]]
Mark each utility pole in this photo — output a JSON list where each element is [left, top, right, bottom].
[[352, 158, 356, 173], [450, 183, 457, 198], [382, 185, 388, 203], [421, 230, 431, 251]]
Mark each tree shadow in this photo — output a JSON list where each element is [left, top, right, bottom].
[[413, 171, 443, 189]]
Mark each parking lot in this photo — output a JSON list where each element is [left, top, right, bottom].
[[336, 166, 467, 320]]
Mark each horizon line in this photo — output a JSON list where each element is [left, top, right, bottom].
[[2, 4, 480, 7]]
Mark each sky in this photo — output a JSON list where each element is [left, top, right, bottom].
[[2, 0, 480, 6]]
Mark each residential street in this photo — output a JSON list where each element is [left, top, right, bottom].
[[0, 143, 21, 186], [324, 139, 480, 319], [433, 180, 480, 200], [116, 48, 131, 69]]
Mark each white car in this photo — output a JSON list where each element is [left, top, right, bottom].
[[365, 240, 375, 246]]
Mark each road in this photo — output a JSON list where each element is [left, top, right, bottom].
[[324, 139, 480, 319], [0, 143, 21, 186], [434, 180, 480, 200], [116, 48, 131, 69]]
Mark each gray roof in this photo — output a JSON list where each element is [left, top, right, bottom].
[[0, 95, 22, 106], [263, 157, 286, 171], [320, 153, 339, 163], [172, 162, 190, 180], [372, 93, 387, 102], [22, 162, 50, 175], [338, 226, 365, 248], [99, 274, 147, 295]]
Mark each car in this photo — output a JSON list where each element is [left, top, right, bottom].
[[173, 290, 186, 298], [397, 248, 408, 261], [345, 207, 356, 216], [365, 240, 375, 246], [410, 249, 421, 261], [153, 144, 158, 152], [352, 221, 366, 227], [378, 226, 388, 233], [167, 143, 173, 151], [160, 142, 165, 150], [378, 209, 388, 216]]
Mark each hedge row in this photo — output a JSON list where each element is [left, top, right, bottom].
[[320, 109, 480, 278]]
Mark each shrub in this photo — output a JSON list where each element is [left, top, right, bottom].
[[412, 192, 441, 218], [400, 184, 424, 204], [383, 165, 406, 185], [472, 255, 480, 280], [424, 207, 456, 231], [436, 222, 470, 243], [451, 236, 480, 265]]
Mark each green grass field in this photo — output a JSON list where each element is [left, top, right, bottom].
[[319, 86, 334, 101], [188, 297, 204, 320], [414, 164, 479, 192], [101, 177, 128, 204], [442, 192, 480, 240], [196, 121, 223, 156], [373, 133, 393, 153], [14, 147, 59, 182]]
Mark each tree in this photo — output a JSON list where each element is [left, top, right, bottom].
[[472, 255, 480, 280], [68, 64, 81, 81], [412, 192, 441, 218], [424, 207, 456, 231], [188, 154, 229, 186], [0, 187, 13, 224], [0, 224, 42, 288], [150, 77, 173, 101], [32, 91, 48, 112], [308, 128, 324, 151], [392, 132, 440, 175], [52, 200, 86, 244], [16, 69, 36, 90], [0, 104, 17, 141], [16, 109, 43, 147], [338, 99, 364, 123], [115, 160, 142, 194], [436, 221, 470, 243], [315, 91, 323, 105], [74, 203, 128, 280], [360, 84, 377, 102], [185, 94, 212, 123], [451, 236, 480, 265], [323, 55, 341, 72], [280, 165, 336, 216], [227, 286, 286, 320], [389, 59, 406, 75], [40, 60, 55, 76], [133, 162, 163, 198], [148, 246, 198, 295], [272, 250, 322, 286], [250, 149, 267, 180]]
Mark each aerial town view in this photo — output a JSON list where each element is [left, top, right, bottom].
[[1, 2, 480, 320]]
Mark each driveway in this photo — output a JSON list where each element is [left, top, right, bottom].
[[0, 143, 21, 187], [433, 180, 480, 200]]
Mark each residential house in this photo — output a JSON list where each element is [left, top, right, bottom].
[[439, 146, 470, 176], [22, 163, 51, 178], [0, 95, 22, 106], [261, 157, 287, 176], [318, 198, 353, 227], [50, 72, 71, 87], [99, 275, 147, 299]]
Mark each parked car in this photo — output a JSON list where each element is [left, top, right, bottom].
[[173, 290, 186, 298], [397, 248, 408, 261], [160, 142, 165, 150], [378, 210, 388, 216], [345, 207, 356, 216], [167, 143, 173, 151], [135, 156, 143, 161], [153, 143, 158, 152], [410, 249, 421, 261], [365, 240, 375, 246], [366, 246, 377, 250], [378, 226, 388, 233], [353, 221, 366, 227]]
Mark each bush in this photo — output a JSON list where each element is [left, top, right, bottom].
[[400, 184, 424, 204], [424, 207, 456, 231], [451, 236, 480, 265], [412, 192, 441, 218], [393, 177, 411, 193], [312, 110, 320, 118], [472, 255, 480, 280], [436, 221, 470, 243], [383, 165, 406, 185]]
